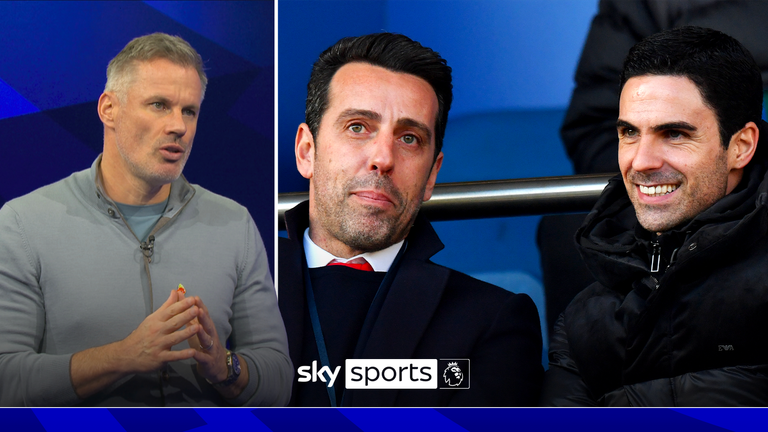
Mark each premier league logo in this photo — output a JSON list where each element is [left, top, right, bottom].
[[438, 359, 470, 389], [443, 362, 463, 386]]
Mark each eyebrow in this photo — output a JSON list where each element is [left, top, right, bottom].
[[147, 95, 172, 105], [336, 109, 381, 123], [616, 119, 697, 133], [652, 121, 697, 133]]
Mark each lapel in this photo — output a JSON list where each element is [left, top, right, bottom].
[[348, 214, 450, 407]]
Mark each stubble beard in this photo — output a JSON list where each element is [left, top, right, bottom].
[[313, 167, 423, 253], [115, 131, 190, 187], [627, 151, 729, 233]]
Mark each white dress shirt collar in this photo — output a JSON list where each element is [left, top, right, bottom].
[[303, 228, 404, 272]]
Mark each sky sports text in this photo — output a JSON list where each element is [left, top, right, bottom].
[[297, 359, 470, 390]]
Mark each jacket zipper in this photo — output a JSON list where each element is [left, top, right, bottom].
[[650, 240, 661, 273], [649, 240, 661, 289], [110, 193, 194, 407]]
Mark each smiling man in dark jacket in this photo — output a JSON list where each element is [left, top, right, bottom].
[[541, 26, 768, 406]]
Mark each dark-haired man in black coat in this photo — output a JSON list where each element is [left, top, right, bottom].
[[542, 26, 768, 406]]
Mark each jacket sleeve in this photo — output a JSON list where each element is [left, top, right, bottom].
[[226, 214, 293, 407], [0, 204, 81, 406], [450, 292, 544, 407], [539, 314, 597, 406]]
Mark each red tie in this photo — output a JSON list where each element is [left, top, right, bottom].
[[327, 257, 374, 272]]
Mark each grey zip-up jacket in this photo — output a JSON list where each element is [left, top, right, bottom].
[[0, 157, 292, 406]]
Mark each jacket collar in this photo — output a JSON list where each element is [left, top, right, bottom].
[[78, 154, 196, 220]]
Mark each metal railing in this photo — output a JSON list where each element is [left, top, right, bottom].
[[278, 173, 616, 229]]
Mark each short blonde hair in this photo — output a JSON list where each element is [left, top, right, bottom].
[[105, 33, 207, 101]]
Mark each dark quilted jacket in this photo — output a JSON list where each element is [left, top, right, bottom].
[[541, 133, 768, 406]]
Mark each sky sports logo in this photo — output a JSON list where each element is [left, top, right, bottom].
[[297, 359, 470, 390]]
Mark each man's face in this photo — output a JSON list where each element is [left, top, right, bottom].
[[299, 62, 443, 257], [112, 58, 202, 188], [618, 75, 734, 233]]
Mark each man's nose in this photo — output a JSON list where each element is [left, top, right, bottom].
[[631, 137, 664, 173], [368, 133, 395, 174], [166, 109, 188, 137]]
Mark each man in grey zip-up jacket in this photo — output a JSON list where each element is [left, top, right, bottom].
[[0, 33, 292, 406]]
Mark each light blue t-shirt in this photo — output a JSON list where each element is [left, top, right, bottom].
[[115, 199, 168, 242]]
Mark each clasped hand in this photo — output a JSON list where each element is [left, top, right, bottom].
[[121, 289, 227, 383], [178, 290, 229, 384], [70, 289, 230, 400]]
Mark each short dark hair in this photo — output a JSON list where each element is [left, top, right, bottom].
[[620, 26, 763, 149], [305, 33, 453, 159]]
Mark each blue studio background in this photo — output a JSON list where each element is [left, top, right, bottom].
[[278, 0, 598, 357], [0, 1, 275, 270]]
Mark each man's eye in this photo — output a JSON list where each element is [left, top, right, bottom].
[[183, 108, 196, 117], [349, 124, 365, 133], [623, 128, 637, 137], [151, 102, 165, 110], [668, 131, 684, 139], [402, 134, 418, 145]]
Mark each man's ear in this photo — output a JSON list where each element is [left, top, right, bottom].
[[98, 92, 118, 128], [728, 121, 759, 170], [295, 123, 316, 180], [422, 151, 444, 202]]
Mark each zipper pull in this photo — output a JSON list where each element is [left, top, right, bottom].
[[669, 247, 679, 265], [650, 240, 660, 273], [140, 235, 155, 263]]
